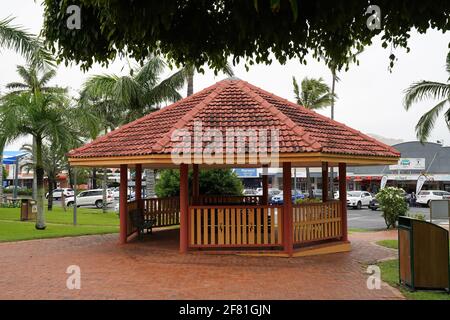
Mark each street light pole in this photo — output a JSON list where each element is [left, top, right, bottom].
[[73, 168, 77, 226]]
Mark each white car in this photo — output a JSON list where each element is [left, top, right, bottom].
[[113, 187, 135, 200], [417, 190, 450, 207], [347, 191, 372, 209], [45, 188, 74, 199], [65, 189, 114, 208]]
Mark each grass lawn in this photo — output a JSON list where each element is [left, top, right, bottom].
[[0, 206, 119, 226], [378, 259, 450, 300], [0, 206, 119, 242], [376, 239, 398, 249], [377, 239, 450, 300]]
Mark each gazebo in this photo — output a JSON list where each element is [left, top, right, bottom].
[[68, 78, 400, 257]]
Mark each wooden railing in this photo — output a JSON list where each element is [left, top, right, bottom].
[[143, 197, 180, 227], [189, 205, 283, 248], [126, 200, 139, 236], [292, 200, 342, 244], [193, 195, 262, 206]]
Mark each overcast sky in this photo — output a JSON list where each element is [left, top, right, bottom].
[[1, 1, 450, 151]]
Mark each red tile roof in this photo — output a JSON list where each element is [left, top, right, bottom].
[[68, 79, 400, 159]]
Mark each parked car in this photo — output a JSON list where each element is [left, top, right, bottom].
[[417, 190, 450, 207], [112, 187, 135, 200], [312, 189, 322, 199], [368, 198, 379, 211], [347, 191, 373, 209], [243, 189, 258, 196], [65, 189, 114, 208], [45, 188, 74, 199], [270, 190, 305, 204]]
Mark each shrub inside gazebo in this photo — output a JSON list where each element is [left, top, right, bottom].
[[68, 79, 400, 257]]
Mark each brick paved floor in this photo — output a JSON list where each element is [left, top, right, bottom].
[[0, 229, 403, 300]]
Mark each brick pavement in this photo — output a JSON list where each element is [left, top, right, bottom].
[[0, 229, 403, 300]]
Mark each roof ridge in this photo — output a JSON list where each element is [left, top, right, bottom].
[[245, 82, 399, 156], [287, 100, 400, 156], [68, 82, 221, 157], [237, 81, 322, 152], [151, 80, 229, 152]]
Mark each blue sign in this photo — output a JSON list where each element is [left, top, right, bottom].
[[233, 168, 258, 178]]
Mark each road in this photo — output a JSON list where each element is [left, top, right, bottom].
[[348, 206, 448, 230]]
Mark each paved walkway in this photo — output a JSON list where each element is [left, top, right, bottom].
[[0, 229, 403, 300]]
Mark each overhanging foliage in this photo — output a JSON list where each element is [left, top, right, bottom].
[[42, 1, 450, 72]]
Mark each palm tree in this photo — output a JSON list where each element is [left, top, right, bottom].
[[5, 63, 64, 201], [404, 52, 450, 142], [0, 17, 53, 67], [321, 49, 362, 199], [80, 56, 187, 208], [0, 17, 54, 203], [293, 77, 334, 109], [185, 63, 234, 96], [21, 142, 69, 211], [0, 90, 80, 229], [292, 77, 333, 198]]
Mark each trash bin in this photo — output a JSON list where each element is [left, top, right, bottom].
[[20, 199, 37, 221], [398, 216, 450, 292]]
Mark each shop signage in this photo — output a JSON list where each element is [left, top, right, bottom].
[[380, 175, 388, 189], [389, 158, 425, 170], [232, 168, 258, 178], [416, 175, 427, 194]]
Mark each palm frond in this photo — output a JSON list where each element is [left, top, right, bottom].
[[0, 17, 54, 67], [404, 81, 450, 110], [415, 99, 449, 142], [446, 51, 450, 77]]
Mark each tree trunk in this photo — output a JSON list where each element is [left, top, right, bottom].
[[329, 71, 337, 200], [47, 178, 54, 211], [92, 168, 97, 189], [0, 152, 3, 205], [145, 169, 156, 198], [102, 168, 107, 213], [32, 137, 37, 201], [187, 71, 194, 97], [306, 167, 313, 198], [35, 137, 46, 230]]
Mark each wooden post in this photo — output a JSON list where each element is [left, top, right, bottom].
[[262, 165, 269, 205], [339, 163, 348, 242], [135, 164, 142, 209], [282, 162, 293, 256], [192, 164, 199, 204], [180, 163, 189, 253], [119, 164, 128, 244], [322, 162, 329, 202]]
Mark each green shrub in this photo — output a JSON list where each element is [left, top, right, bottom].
[[407, 212, 426, 221], [155, 169, 244, 198], [376, 187, 408, 229]]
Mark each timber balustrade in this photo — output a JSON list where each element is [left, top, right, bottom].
[[189, 205, 283, 248], [127, 196, 343, 249], [126, 200, 139, 236], [193, 195, 262, 205], [292, 200, 342, 243], [143, 197, 180, 227]]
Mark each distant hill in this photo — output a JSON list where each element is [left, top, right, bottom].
[[367, 133, 404, 146]]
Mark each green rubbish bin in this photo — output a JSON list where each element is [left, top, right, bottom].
[[398, 216, 450, 292], [20, 199, 37, 221]]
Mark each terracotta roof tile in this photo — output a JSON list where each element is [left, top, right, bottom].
[[69, 79, 400, 159]]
